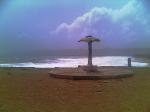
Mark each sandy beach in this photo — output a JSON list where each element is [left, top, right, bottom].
[[0, 67, 150, 112]]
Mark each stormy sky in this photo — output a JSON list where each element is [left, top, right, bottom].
[[0, 0, 150, 55]]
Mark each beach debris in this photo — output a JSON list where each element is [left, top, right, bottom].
[[96, 90, 103, 93]]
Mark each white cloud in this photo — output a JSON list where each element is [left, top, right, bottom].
[[55, 0, 150, 48]]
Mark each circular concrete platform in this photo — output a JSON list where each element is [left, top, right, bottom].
[[49, 67, 134, 80]]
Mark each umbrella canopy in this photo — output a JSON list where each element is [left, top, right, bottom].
[[78, 35, 100, 43]]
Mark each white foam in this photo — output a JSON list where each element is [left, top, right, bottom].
[[0, 56, 149, 68]]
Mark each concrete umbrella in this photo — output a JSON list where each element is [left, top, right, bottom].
[[78, 35, 100, 67]]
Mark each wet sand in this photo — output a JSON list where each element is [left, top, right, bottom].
[[0, 67, 150, 112]]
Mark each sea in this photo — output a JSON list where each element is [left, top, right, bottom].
[[0, 56, 149, 68]]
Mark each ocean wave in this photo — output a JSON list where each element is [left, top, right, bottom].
[[0, 56, 149, 68]]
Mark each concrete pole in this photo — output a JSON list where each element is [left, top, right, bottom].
[[88, 42, 92, 66], [128, 58, 132, 67]]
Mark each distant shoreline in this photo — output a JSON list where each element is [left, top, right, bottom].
[[0, 48, 150, 58], [0, 66, 150, 69]]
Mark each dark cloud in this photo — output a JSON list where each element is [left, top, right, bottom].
[[141, 0, 150, 9], [143, 0, 150, 5], [0, 0, 8, 6], [0, 0, 5, 4], [0, 0, 9, 11]]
